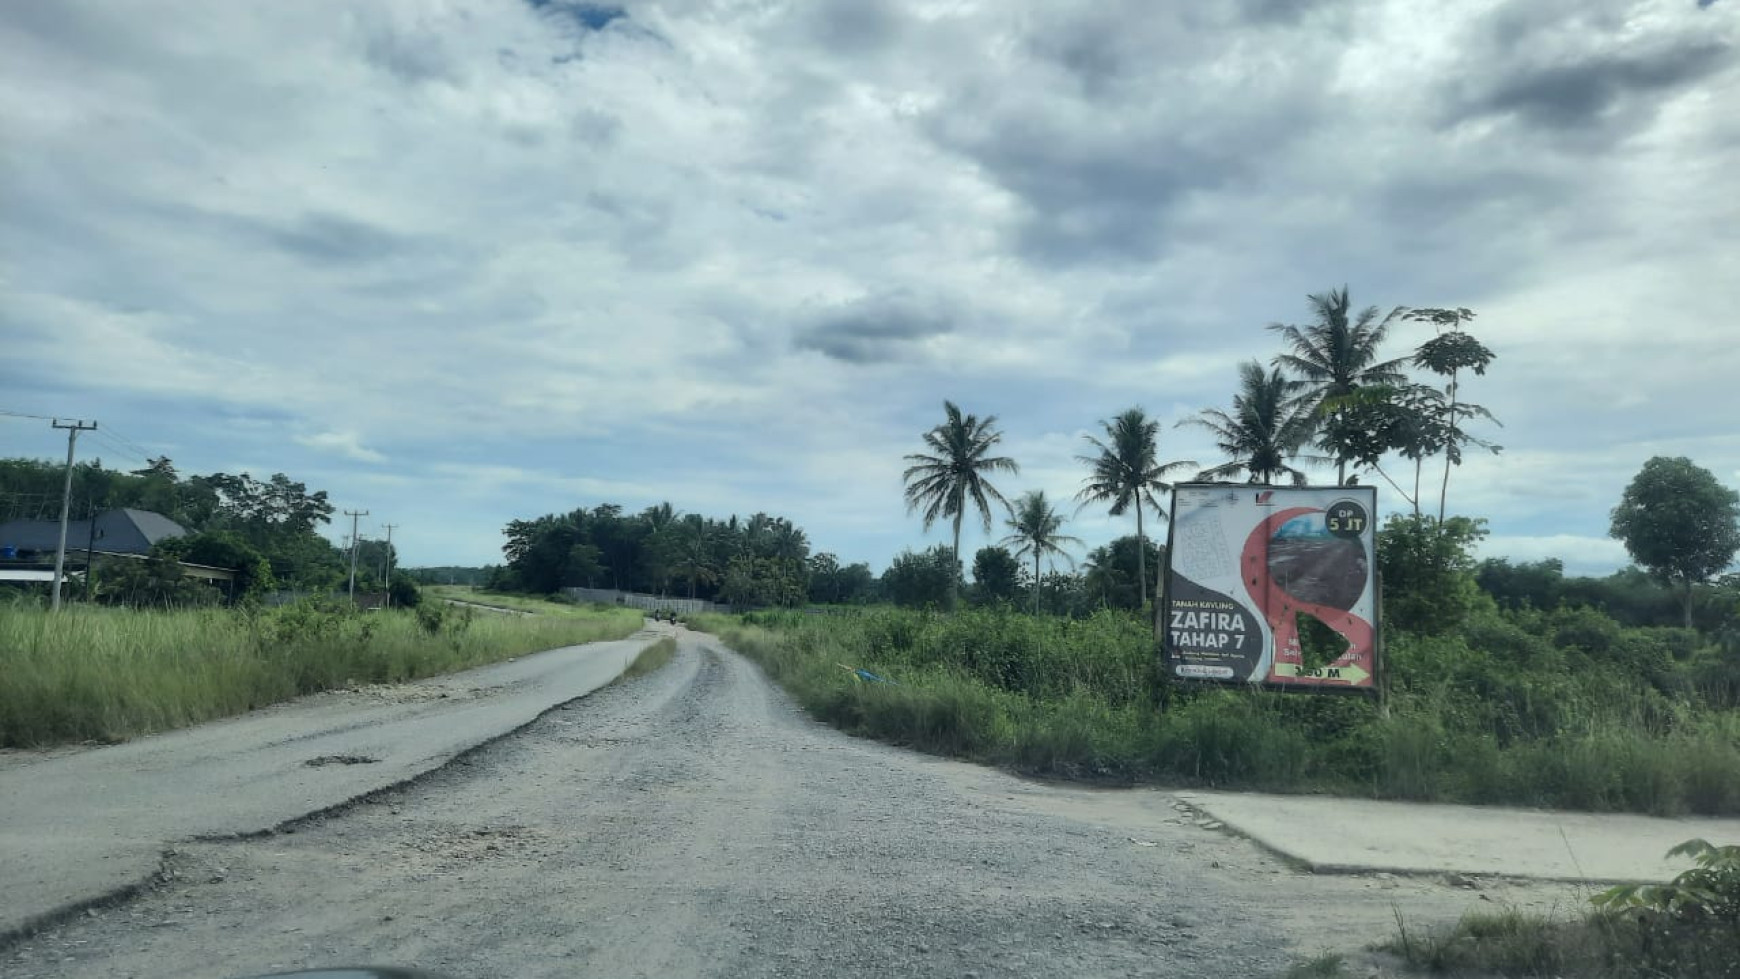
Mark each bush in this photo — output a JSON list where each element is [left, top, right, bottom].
[[698, 600, 1740, 815]]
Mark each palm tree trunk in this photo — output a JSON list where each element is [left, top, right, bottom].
[[1682, 581, 1695, 630], [1033, 552, 1041, 615], [1134, 500, 1148, 617], [951, 512, 963, 608]]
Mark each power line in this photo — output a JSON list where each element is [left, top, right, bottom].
[[97, 424, 160, 461], [0, 409, 58, 421], [86, 429, 151, 467]]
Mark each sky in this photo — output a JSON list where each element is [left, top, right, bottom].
[[2, 0, 1737, 578]]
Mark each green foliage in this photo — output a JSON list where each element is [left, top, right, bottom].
[[702, 600, 1740, 816], [156, 530, 275, 601], [499, 503, 813, 601], [970, 546, 1021, 605], [1376, 513, 1487, 634], [1388, 840, 1740, 979], [1594, 839, 1740, 921], [96, 554, 223, 608], [1611, 456, 1740, 628], [807, 556, 876, 608], [0, 602, 642, 747], [1182, 360, 1318, 485], [1075, 407, 1194, 609], [1267, 287, 1409, 484], [881, 545, 961, 609], [902, 400, 1019, 599], [1081, 536, 1161, 611], [388, 572, 422, 608], [1000, 490, 1082, 613], [0, 458, 347, 591], [719, 553, 808, 608]]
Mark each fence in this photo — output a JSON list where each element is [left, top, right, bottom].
[[559, 587, 730, 615]]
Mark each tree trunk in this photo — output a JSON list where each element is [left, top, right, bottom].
[[1135, 500, 1147, 618], [951, 512, 963, 609], [1336, 458, 1346, 486], [1439, 371, 1458, 523], [1033, 552, 1042, 615], [1683, 580, 1695, 630], [1412, 457, 1423, 518]]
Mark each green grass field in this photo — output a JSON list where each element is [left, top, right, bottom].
[[0, 600, 643, 747]]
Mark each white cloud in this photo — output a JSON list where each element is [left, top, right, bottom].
[[293, 431, 386, 464]]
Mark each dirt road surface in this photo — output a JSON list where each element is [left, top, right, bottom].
[[7, 633, 1589, 979]]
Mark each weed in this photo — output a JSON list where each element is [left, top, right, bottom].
[[618, 637, 678, 681]]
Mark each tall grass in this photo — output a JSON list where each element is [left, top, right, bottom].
[[693, 605, 1740, 815], [0, 601, 643, 747]]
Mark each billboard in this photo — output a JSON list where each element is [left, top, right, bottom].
[[1162, 484, 1379, 693]]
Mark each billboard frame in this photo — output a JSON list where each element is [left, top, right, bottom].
[[1160, 482, 1383, 698]]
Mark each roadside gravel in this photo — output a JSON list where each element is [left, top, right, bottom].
[[8, 633, 1587, 979]]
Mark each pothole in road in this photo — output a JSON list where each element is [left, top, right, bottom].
[[304, 754, 380, 767]]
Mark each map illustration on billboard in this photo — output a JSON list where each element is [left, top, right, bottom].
[[1161, 484, 1379, 693]]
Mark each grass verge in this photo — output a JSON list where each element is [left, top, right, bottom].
[[1384, 905, 1739, 978], [617, 636, 678, 683], [0, 600, 643, 747], [689, 606, 1740, 815]]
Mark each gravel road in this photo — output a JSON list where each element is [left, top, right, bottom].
[[7, 632, 1586, 979]]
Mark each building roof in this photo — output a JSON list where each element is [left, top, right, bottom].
[[0, 508, 189, 557]]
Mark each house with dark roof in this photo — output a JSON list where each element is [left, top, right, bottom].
[[0, 509, 232, 588], [0, 508, 190, 558]]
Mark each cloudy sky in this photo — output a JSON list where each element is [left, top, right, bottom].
[[2, 0, 1736, 577]]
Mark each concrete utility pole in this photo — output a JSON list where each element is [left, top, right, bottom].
[[380, 523, 398, 607], [345, 509, 369, 605], [50, 420, 97, 611]]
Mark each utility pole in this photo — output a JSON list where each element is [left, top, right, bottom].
[[380, 523, 398, 607], [345, 509, 369, 605], [51, 420, 97, 611]]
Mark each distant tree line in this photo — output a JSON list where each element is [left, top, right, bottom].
[[491, 503, 876, 608]]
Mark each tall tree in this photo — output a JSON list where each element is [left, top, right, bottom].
[[672, 515, 721, 599], [1076, 407, 1195, 615], [1405, 306, 1499, 521], [1181, 361, 1319, 486], [999, 490, 1082, 614], [970, 546, 1022, 605], [902, 401, 1019, 604], [1269, 287, 1409, 485], [1610, 456, 1740, 629]]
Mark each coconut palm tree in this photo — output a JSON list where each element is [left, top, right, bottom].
[[1269, 286, 1409, 484], [1181, 361, 1319, 486], [902, 401, 1020, 602], [672, 515, 720, 599], [1000, 490, 1082, 614], [1075, 407, 1195, 615]]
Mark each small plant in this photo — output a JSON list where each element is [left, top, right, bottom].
[[1282, 952, 1349, 978], [1592, 838, 1740, 921]]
